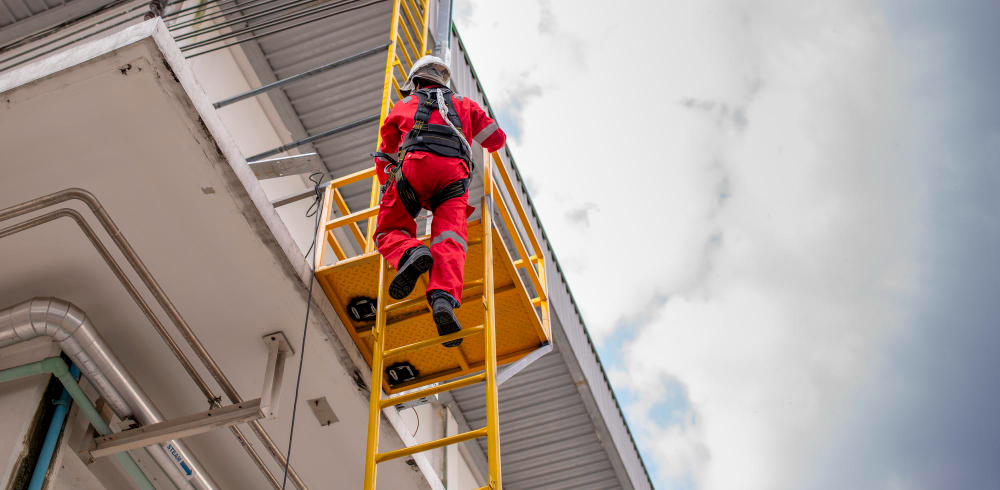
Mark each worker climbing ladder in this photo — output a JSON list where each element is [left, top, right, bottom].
[[310, 1, 552, 488]]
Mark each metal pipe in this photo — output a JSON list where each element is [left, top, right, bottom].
[[168, 0, 285, 31], [0, 0, 135, 55], [0, 298, 211, 490], [179, 0, 366, 50], [213, 43, 389, 108], [0, 358, 156, 490], [0, 209, 283, 489], [182, 0, 386, 57], [172, 0, 319, 41], [247, 114, 379, 160], [0, 11, 147, 72], [27, 363, 80, 490], [0, 190, 307, 489], [164, 0, 239, 20]]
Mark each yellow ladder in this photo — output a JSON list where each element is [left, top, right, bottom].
[[362, 149, 503, 489], [310, 1, 552, 488]]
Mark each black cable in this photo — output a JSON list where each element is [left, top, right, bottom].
[[182, 0, 386, 57], [281, 172, 326, 490], [410, 407, 420, 437]]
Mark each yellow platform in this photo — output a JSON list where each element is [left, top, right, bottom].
[[315, 219, 550, 395]]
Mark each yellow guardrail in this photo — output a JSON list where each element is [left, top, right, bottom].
[[312, 0, 549, 323], [313, 148, 550, 325]]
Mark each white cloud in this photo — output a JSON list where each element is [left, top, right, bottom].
[[459, 1, 924, 489]]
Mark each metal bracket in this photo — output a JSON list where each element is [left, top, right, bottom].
[[392, 384, 439, 411], [497, 342, 552, 387], [247, 153, 323, 179], [86, 333, 293, 459], [260, 332, 293, 419], [91, 399, 265, 458]]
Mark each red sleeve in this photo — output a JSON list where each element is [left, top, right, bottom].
[[466, 99, 506, 153], [374, 109, 403, 184]]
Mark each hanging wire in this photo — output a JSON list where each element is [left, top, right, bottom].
[[168, 0, 287, 31], [172, 0, 318, 41], [0, 0, 134, 54], [184, 0, 386, 58], [281, 172, 326, 490], [0, 10, 147, 72], [179, 0, 368, 51], [163, 0, 240, 20]]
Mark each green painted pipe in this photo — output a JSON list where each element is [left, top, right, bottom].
[[0, 358, 155, 490]]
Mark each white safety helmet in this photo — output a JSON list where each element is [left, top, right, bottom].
[[400, 55, 451, 93]]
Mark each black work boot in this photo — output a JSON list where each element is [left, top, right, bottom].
[[429, 291, 463, 347], [389, 246, 433, 300]]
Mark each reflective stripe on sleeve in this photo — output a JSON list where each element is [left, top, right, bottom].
[[472, 121, 499, 145], [430, 230, 468, 251]]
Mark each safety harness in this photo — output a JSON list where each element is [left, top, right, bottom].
[[372, 87, 475, 219]]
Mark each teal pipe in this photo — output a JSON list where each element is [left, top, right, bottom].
[[0, 358, 155, 490], [28, 363, 80, 490]]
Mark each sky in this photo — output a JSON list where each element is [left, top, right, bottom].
[[455, 1, 1000, 489]]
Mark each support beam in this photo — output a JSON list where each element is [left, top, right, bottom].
[[213, 43, 389, 108], [248, 153, 324, 179], [247, 114, 379, 161], [91, 399, 265, 458], [260, 332, 293, 419], [496, 342, 552, 386]]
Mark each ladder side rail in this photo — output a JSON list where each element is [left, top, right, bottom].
[[482, 148, 502, 489], [363, 258, 391, 489], [418, 0, 431, 55], [366, 0, 405, 253]]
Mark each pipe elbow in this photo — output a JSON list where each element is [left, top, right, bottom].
[[41, 356, 69, 376]]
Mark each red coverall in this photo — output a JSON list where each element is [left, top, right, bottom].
[[374, 88, 506, 304]]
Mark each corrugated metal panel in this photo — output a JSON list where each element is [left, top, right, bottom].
[[452, 350, 625, 490]]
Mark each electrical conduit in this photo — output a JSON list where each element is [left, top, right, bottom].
[[27, 362, 80, 490], [0, 298, 216, 490], [0, 357, 154, 490]]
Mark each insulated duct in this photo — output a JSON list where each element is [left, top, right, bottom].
[[0, 297, 219, 490]]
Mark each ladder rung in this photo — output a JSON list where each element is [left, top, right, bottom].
[[384, 325, 484, 358], [375, 427, 487, 463], [380, 373, 486, 408], [385, 279, 484, 313], [325, 206, 378, 231]]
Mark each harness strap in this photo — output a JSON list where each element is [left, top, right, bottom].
[[427, 177, 470, 211]]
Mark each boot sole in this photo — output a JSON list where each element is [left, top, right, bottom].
[[433, 308, 463, 347], [389, 252, 433, 300]]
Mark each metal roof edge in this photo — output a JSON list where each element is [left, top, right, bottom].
[[450, 24, 656, 490]]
